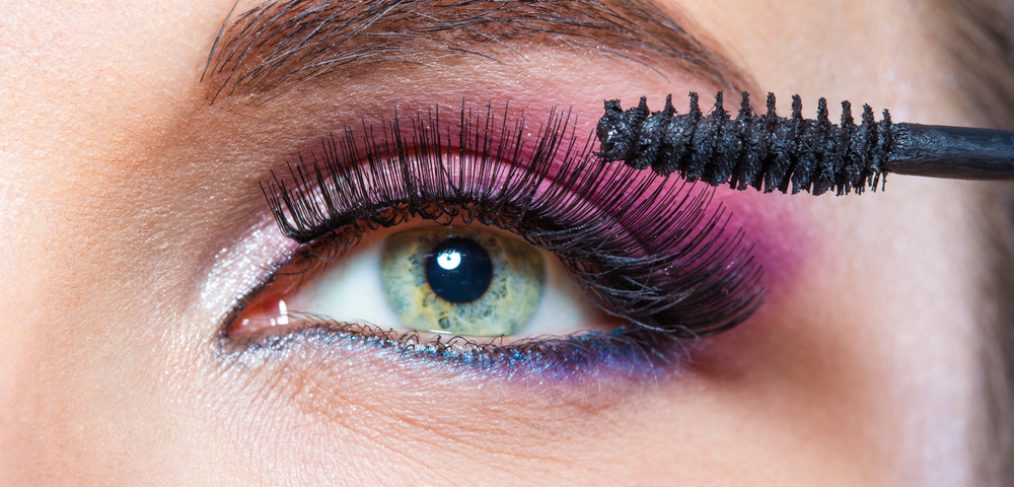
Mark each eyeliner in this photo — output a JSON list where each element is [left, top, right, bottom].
[[597, 92, 1014, 195]]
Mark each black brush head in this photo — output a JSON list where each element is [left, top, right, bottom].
[[596, 92, 894, 195]]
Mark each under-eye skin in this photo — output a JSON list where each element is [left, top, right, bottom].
[[382, 226, 545, 336], [226, 102, 765, 375]]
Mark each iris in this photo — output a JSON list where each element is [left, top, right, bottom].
[[381, 226, 545, 336]]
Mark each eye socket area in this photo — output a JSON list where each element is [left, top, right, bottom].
[[226, 219, 610, 342]]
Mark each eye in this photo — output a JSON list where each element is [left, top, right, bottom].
[[224, 104, 764, 374], [230, 222, 604, 339]]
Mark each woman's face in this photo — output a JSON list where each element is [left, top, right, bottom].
[[0, 1, 982, 485]]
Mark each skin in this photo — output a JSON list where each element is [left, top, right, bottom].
[[0, 1, 982, 485]]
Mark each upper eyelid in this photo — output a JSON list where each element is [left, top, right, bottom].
[[259, 102, 763, 337], [200, 0, 751, 102]]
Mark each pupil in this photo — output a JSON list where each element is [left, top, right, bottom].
[[425, 237, 493, 303]]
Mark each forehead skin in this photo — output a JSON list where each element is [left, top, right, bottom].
[[0, 1, 979, 485]]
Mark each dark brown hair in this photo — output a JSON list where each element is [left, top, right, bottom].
[[935, 1, 1014, 484]]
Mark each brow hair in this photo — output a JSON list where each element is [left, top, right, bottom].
[[934, 0, 1014, 485], [202, 0, 750, 102]]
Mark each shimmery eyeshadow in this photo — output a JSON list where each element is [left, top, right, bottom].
[[200, 220, 300, 325], [221, 321, 690, 384], [717, 187, 814, 288]]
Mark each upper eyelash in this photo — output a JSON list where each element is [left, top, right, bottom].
[[260, 102, 764, 338]]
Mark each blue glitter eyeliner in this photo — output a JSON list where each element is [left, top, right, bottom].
[[222, 320, 690, 382]]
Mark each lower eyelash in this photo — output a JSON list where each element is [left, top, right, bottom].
[[259, 101, 764, 340], [221, 316, 691, 381]]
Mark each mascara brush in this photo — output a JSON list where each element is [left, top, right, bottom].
[[596, 92, 1014, 195]]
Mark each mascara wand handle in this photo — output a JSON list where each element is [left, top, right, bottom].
[[888, 124, 1014, 180]]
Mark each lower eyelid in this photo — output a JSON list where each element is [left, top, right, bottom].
[[219, 318, 693, 384], [224, 327, 669, 444]]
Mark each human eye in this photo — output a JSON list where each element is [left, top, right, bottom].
[[222, 104, 763, 377]]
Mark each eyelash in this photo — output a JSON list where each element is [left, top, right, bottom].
[[226, 320, 694, 380], [247, 102, 764, 371]]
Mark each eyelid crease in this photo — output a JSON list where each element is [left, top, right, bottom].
[[257, 101, 764, 339]]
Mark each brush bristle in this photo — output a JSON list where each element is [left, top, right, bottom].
[[596, 92, 893, 195]]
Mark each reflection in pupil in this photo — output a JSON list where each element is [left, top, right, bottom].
[[425, 237, 493, 303]]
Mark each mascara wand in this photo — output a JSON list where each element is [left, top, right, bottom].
[[596, 92, 1014, 195]]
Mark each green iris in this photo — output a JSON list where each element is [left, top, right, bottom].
[[381, 226, 545, 336]]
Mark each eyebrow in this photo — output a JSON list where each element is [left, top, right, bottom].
[[202, 0, 751, 102]]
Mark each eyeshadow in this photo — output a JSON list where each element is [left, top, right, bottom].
[[221, 321, 691, 384], [713, 186, 814, 288], [199, 219, 300, 328]]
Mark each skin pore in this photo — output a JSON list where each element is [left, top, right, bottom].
[[0, 1, 985, 485]]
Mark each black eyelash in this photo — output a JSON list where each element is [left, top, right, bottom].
[[261, 102, 763, 338]]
